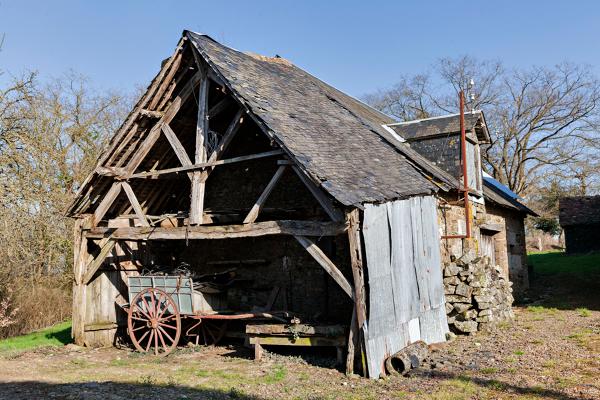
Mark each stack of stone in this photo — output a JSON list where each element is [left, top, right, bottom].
[[443, 248, 514, 334]]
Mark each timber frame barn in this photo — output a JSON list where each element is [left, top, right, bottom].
[[67, 31, 457, 378]]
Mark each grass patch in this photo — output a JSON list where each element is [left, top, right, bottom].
[[480, 367, 497, 374], [513, 350, 524, 356], [526, 305, 558, 314], [0, 321, 71, 352], [264, 364, 287, 384], [576, 307, 591, 317], [528, 251, 600, 276]]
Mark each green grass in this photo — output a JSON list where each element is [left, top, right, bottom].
[[528, 251, 600, 276], [576, 307, 591, 317], [0, 321, 72, 352]]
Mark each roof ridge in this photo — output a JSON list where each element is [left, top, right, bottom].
[[386, 110, 482, 126]]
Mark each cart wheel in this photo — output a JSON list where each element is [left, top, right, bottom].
[[127, 287, 181, 356], [186, 320, 227, 346]]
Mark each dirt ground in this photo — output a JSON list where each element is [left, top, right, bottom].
[[0, 263, 598, 400]]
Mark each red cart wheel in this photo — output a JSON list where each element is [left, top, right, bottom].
[[186, 319, 227, 346], [127, 287, 181, 356]]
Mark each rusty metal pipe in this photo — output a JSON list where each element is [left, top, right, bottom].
[[442, 90, 471, 239]]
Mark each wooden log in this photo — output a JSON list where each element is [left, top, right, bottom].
[[243, 166, 287, 224], [346, 307, 358, 375], [128, 149, 283, 179], [121, 182, 150, 227], [84, 322, 120, 332], [293, 235, 354, 299], [291, 166, 344, 222], [86, 220, 347, 240], [93, 182, 122, 226], [82, 239, 117, 285], [190, 72, 209, 225]]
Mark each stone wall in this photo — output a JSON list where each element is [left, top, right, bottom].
[[443, 247, 514, 334]]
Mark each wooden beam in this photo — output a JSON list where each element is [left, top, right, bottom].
[[161, 123, 193, 180], [243, 165, 287, 224], [293, 235, 354, 299], [125, 71, 202, 176], [207, 96, 232, 119], [291, 166, 344, 222], [86, 220, 347, 241], [139, 109, 164, 119], [121, 182, 150, 227], [72, 216, 92, 345], [82, 238, 117, 285], [206, 108, 245, 165], [190, 73, 210, 225], [128, 149, 284, 179], [93, 182, 122, 226], [347, 209, 367, 376]]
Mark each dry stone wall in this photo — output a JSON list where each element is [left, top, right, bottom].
[[443, 247, 514, 334]]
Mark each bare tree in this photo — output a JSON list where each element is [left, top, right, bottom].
[[364, 57, 600, 197]]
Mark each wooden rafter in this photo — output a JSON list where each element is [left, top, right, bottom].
[[86, 220, 347, 241], [93, 182, 123, 226], [121, 182, 150, 227], [207, 96, 233, 119], [243, 165, 287, 224], [291, 166, 344, 222], [124, 71, 202, 177], [126, 149, 284, 179], [293, 235, 354, 299], [161, 123, 193, 180]]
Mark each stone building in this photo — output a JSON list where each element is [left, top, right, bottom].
[[387, 113, 537, 333], [559, 196, 600, 254]]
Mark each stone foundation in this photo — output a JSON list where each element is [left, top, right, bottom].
[[443, 248, 514, 334]]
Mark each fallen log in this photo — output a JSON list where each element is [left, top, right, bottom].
[[384, 340, 429, 376]]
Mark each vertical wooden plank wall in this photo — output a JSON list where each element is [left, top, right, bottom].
[[362, 195, 448, 378]]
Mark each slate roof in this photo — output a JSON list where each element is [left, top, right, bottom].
[[559, 196, 600, 226], [386, 112, 490, 143], [186, 32, 455, 206]]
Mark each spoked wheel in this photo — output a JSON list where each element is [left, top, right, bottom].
[[186, 319, 227, 346], [127, 287, 181, 356]]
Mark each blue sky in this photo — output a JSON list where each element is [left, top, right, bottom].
[[1, 1, 599, 97]]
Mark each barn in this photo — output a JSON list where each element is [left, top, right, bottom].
[[67, 31, 458, 378], [560, 196, 600, 254]]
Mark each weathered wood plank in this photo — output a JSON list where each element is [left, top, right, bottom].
[[248, 336, 346, 347], [293, 235, 354, 299], [347, 209, 367, 375], [161, 123, 193, 166], [86, 220, 347, 240], [246, 324, 345, 336], [72, 216, 92, 345], [121, 182, 150, 227], [125, 71, 202, 176], [82, 239, 117, 285], [190, 72, 210, 225], [291, 166, 344, 222], [93, 182, 122, 226], [128, 149, 283, 179], [243, 165, 287, 224]]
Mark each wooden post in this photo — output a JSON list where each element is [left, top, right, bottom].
[[347, 209, 367, 376], [72, 215, 92, 345], [190, 71, 209, 225]]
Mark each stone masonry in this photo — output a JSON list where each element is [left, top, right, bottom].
[[443, 247, 514, 334]]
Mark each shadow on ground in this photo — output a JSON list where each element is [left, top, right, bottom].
[[413, 370, 592, 400], [0, 381, 264, 400], [45, 325, 72, 345]]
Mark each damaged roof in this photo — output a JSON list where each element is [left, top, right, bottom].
[[186, 32, 454, 206], [559, 196, 600, 226], [482, 173, 537, 216], [386, 111, 491, 143]]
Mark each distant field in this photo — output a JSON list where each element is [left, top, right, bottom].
[[0, 321, 71, 352], [528, 250, 600, 275]]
